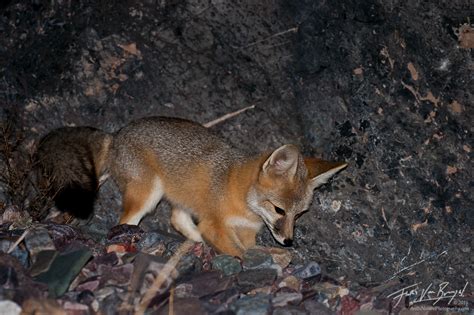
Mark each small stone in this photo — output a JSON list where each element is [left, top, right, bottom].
[[77, 289, 95, 305], [46, 224, 80, 251], [24, 228, 56, 261], [254, 246, 292, 269], [273, 305, 308, 315], [136, 231, 167, 255], [94, 287, 115, 301], [29, 250, 58, 277], [237, 268, 277, 292], [247, 285, 273, 295], [242, 248, 274, 270], [106, 244, 129, 254], [130, 253, 168, 295], [0, 240, 29, 268], [303, 300, 333, 315], [158, 297, 206, 315], [272, 292, 303, 307], [0, 300, 21, 315], [98, 263, 134, 287], [211, 255, 242, 276], [106, 224, 144, 247], [189, 271, 233, 298], [311, 282, 345, 299], [34, 249, 92, 297], [201, 289, 240, 313], [339, 295, 360, 314], [62, 301, 89, 315], [278, 275, 301, 291], [293, 261, 321, 279], [176, 253, 200, 276], [76, 280, 100, 292], [331, 200, 342, 212], [230, 293, 271, 315], [174, 283, 194, 298], [0, 205, 28, 225]]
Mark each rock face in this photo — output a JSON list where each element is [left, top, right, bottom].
[[0, 0, 472, 313], [284, 0, 473, 289]]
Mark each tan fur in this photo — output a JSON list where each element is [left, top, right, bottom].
[[38, 117, 347, 257]]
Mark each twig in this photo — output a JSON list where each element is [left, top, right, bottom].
[[7, 229, 29, 254], [233, 27, 298, 49], [203, 105, 255, 128], [135, 240, 194, 315], [381, 207, 389, 229], [169, 286, 175, 315]]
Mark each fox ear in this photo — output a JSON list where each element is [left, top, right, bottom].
[[304, 158, 347, 189], [263, 144, 300, 177]]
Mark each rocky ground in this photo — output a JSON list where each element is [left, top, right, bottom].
[[0, 0, 473, 314]]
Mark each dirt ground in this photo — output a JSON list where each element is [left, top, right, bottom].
[[1, 0, 472, 313]]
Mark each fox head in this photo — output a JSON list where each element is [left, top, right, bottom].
[[247, 144, 347, 246]]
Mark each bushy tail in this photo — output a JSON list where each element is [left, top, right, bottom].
[[36, 127, 112, 219]]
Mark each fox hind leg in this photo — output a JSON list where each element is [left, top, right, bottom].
[[119, 176, 164, 225], [171, 208, 203, 242]]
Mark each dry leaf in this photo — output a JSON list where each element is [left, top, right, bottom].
[[407, 62, 419, 81], [353, 67, 363, 75], [446, 165, 458, 175], [118, 43, 142, 58], [448, 100, 463, 114], [458, 24, 474, 49], [411, 219, 428, 232]]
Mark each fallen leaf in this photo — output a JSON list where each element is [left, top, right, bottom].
[[407, 62, 419, 81], [118, 43, 142, 58], [411, 219, 428, 232], [353, 67, 363, 75], [420, 91, 440, 107], [458, 24, 474, 49], [446, 166, 458, 175], [448, 100, 463, 114]]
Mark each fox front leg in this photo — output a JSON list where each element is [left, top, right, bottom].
[[198, 219, 246, 257]]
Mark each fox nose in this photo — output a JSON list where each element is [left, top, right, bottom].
[[283, 238, 293, 246]]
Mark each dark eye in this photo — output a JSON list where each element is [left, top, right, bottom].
[[274, 206, 285, 215]]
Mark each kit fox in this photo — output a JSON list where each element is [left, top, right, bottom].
[[37, 117, 347, 256]]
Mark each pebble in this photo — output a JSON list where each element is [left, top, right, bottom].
[[211, 254, 242, 276], [293, 261, 321, 279], [98, 263, 134, 287], [24, 228, 56, 260], [237, 268, 277, 292], [242, 248, 274, 270], [29, 250, 58, 277], [34, 248, 92, 298], [272, 292, 303, 307], [273, 305, 308, 315], [160, 297, 206, 315], [278, 275, 301, 291], [0, 300, 21, 315], [230, 293, 271, 315], [188, 271, 233, 297]]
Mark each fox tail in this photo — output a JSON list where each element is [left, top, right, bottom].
[[36, 127, 112, 219]]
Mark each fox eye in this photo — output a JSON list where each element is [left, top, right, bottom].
[[274, 206, 285, 216]]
